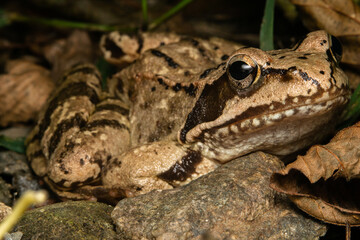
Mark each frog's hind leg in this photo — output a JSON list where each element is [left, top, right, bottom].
[[47, 97, 131, 189], [26, 64, 131, 200], [102, 141, 220, 197], [26, 132, 48, 177], [26, 63, 104, 179]]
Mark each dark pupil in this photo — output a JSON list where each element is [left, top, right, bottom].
[[228, 61, 253, 80], [330, 35, 342, 62]]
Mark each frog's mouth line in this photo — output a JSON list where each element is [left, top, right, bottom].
[[232, 95, 348, 132], [189, 93, 349, 143], [186, 94, 349, 162]]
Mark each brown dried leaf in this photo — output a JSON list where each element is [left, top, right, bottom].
[[344, 67, 360, 89], [0, 58, 54, 127], [291, 0, 360, 66], [43, 30, 93, 83], [270, 121, 360, 226]]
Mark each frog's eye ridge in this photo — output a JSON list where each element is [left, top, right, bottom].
[[328, 35, 342, 63], [226, 54, 262, 94]]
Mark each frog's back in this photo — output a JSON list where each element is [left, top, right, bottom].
[[108, 36, 242, 146]]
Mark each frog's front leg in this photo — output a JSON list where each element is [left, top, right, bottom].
[[102, 141, 219, 197]]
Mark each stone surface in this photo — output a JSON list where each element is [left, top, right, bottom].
[[0, 151, 32, 176], [0, 202, 12, 222], [112, 151, 327, 240], [0, 151, 42, 200], [0, 126, 31, 139], [4, 232, 23, 240], [0, 177, 12, 205], [12, 201, 117, 240]]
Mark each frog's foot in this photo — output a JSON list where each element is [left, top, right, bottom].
[[102, 141, 219, 197], [27, 135, 127, 203]]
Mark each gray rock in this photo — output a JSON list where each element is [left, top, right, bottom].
[[112, 151, 327, 240], [4, 232, 23, 240], [0, 177, 12, 205], [0, 126, 31, 139], [0, 151, 30, 176], [12, 201, 117, 240], [0, 202, 12, 222], [0, 151, 42, 199]]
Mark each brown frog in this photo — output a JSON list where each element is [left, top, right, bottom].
[[26, 31, 349, 200]]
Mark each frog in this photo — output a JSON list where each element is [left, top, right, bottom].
[[26, 30, 350, 201]]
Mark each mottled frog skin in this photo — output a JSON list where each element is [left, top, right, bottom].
[[26, 31, 349, 200]]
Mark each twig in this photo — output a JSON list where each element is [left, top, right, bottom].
[[0, 190, 48, 238], [148, 0, 194, 30], [346, 222, 351, 240]]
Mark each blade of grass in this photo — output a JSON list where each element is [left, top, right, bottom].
[[1, 10, 136, 32], [142, 0, 149, 29], [342, 83, 360, 121], [337, 83, 360, 129], [260, 0, 275, 50], [148, 0, 194, 30], [0, 9, 11, 27], [0, 135, 26, 154]]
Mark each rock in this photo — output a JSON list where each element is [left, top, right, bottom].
[[4, 232, 23, 240], [112, 151, 327, 240], [12, 201, 117, 240], [0, 151, 42, 199], [0, 151, 31, 176], [0, 202, 12, 222], [0, 126, 31, 139], [0, 177, 12, 205]]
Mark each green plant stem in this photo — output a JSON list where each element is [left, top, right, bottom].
[[148, 0, 193, 30], [2, 0, 194, 33], [142, 0, 149, 27], [5, 11, 136, 32], [260, 0, 275, 50], [0, 190, 47, 238], [342, 83, 360, 122]]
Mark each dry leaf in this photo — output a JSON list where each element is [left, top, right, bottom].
[[43, 30, 93, 83], [291, 0, 360, 66], [344, 67, 360, 89], [270, 121, 360, 226], [0, 58, 54, 127]]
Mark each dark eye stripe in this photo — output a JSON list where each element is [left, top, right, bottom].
[[180, 74, 235, 143]]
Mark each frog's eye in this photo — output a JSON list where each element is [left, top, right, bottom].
[[328, 35, 342, 63], [226, 54, 261, 92]]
